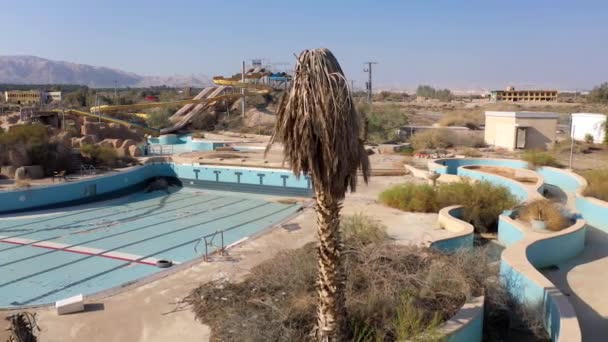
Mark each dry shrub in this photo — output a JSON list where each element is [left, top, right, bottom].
[[580, 169, 608, 201], [522, 150, 561, 169], [463, 148, 482, 157], [186, 215, 494, 341], [410, 129, 454, 150], [5, 312, 39, 342], [378, 183, 439, 213], [519, 199, 569, 231], [438, 111, 484, 128]]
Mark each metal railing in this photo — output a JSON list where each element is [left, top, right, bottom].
[[80, 164, 96, 176], [148, 144, 174, 156]]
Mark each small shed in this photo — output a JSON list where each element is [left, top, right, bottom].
[[571, 113, 606, 144], [484, 111, 559, 150]]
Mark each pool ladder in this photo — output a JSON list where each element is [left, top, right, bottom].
[[196, 230, 226, 262]]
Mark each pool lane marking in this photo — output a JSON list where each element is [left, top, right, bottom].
[[15, 203, 301, 306], [0, 235, 175, 267], [0, 192, 207, 233], [0, 195, 226, 255]]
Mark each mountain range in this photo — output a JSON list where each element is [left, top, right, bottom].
[[0, 55, 211, 88]]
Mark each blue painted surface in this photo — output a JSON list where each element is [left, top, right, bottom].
[[430, 158, 528, 175], [446, 306, 484, 342], [0, 163, 311, 214], [497, 215, 526, 247], [458, 167, 530, 202], [147, 134, 227, 154], [0, 187, 301, 307], [576, 197, 608, 231], [430, 207, 474, 253]]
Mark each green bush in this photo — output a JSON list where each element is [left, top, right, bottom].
[[379, 183, 439, 213], [0, 124, 49, 145], [584, 133, 595, 144], [580, 169, 608, 201], [436, 181, 519, 233], [379, 181, 518, 233], [522, 150, 560, 169], [145, 107, 177, 129]]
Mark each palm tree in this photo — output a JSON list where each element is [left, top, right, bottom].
[[267, 48, 370, 341]]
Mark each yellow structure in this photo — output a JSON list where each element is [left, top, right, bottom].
[[4, 90, 41, 105], [490, 87, 557, 102], [484, 111, 558, 150]]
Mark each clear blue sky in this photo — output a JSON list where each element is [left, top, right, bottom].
[[2, 0, 607, 90]]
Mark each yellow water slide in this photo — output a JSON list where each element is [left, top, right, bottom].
[[89, 94, 242, 114], [60, 109, 162, 136]]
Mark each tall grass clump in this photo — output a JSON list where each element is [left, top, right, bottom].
[[185, 214, 496, 341], [580, 169, 608, 201], [518, 199, 570, 231], [522, 150, 560, 169], [379, 181, 518, 233]]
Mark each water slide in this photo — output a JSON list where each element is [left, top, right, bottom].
[[62, 109, 161, 136], [171, 86, 216, 119]]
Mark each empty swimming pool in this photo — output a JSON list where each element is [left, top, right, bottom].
[[0, 187, 301, 307]]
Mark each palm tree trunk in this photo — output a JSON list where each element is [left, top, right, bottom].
[[314, 189, 346, 341]]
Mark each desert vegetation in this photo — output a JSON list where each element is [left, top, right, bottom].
[[416, 85, 453, 102], [518, 199, 570, 231], [580, 169, 608, 201], [409, 129, 485, 151], [187, 215, 484, 341], [186, 214, 548, 341], [0, 124, 72, 176], [379, 181, 519, 233], [79, 144, 136, 168], [521, 150, 561, 169]]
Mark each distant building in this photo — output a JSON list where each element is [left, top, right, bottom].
[[4, 90, 41, 105], [4, 90, 61, 105], [571, 113, 606, 144], [396, 125, 472, 140], [44, 91, 62, 102], [484, 111, 559, 150], [490, 87, 557, 102]]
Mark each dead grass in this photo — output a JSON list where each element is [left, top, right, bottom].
[[518, 199, 570, 231], [185, 215, 497, 341], [580, 169, 608, 201]]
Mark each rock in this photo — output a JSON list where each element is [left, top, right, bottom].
[[129, 145, 142, 157], [69, 137, 78, 147], [9, 146, 31, 167], [78, 135, 96, 147], [111, 139, 124, 148], [15, 165, 44, 180], [98, 139, 114, 148], [0, 165, 17, 178], [120, 139, 137, 150]]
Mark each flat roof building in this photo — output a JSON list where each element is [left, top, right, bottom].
[[490, 87, 557, 102], [4, 90, 41, 105], [484, 111, 559, 150]]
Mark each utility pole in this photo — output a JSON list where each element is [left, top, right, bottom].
[[241, 61, 246, 117], [363, 62, 377, 104], [114, 80, 118, 98]]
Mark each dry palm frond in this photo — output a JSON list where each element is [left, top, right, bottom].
[[5, 312, 39, 342], [266, 48, 370, 198]]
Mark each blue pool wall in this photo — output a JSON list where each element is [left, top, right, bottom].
[[429, 158, 596, 341], [147, 134, 228, 153], [0, 163, 312, 214], [430, 206, 475, 253]]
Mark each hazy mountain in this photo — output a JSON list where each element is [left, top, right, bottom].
[[0, 55, 211, 88]]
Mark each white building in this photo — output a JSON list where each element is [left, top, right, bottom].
[[571, 113, 606, 144], [43, 91, 62, 103]]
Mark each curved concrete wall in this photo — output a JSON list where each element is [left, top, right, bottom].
[[0, 163, 312, 215], [431, 206, 475, 252], [440, 296, 484, 342], [427, 158, 586, 341], [148, 135, 228, 153]]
